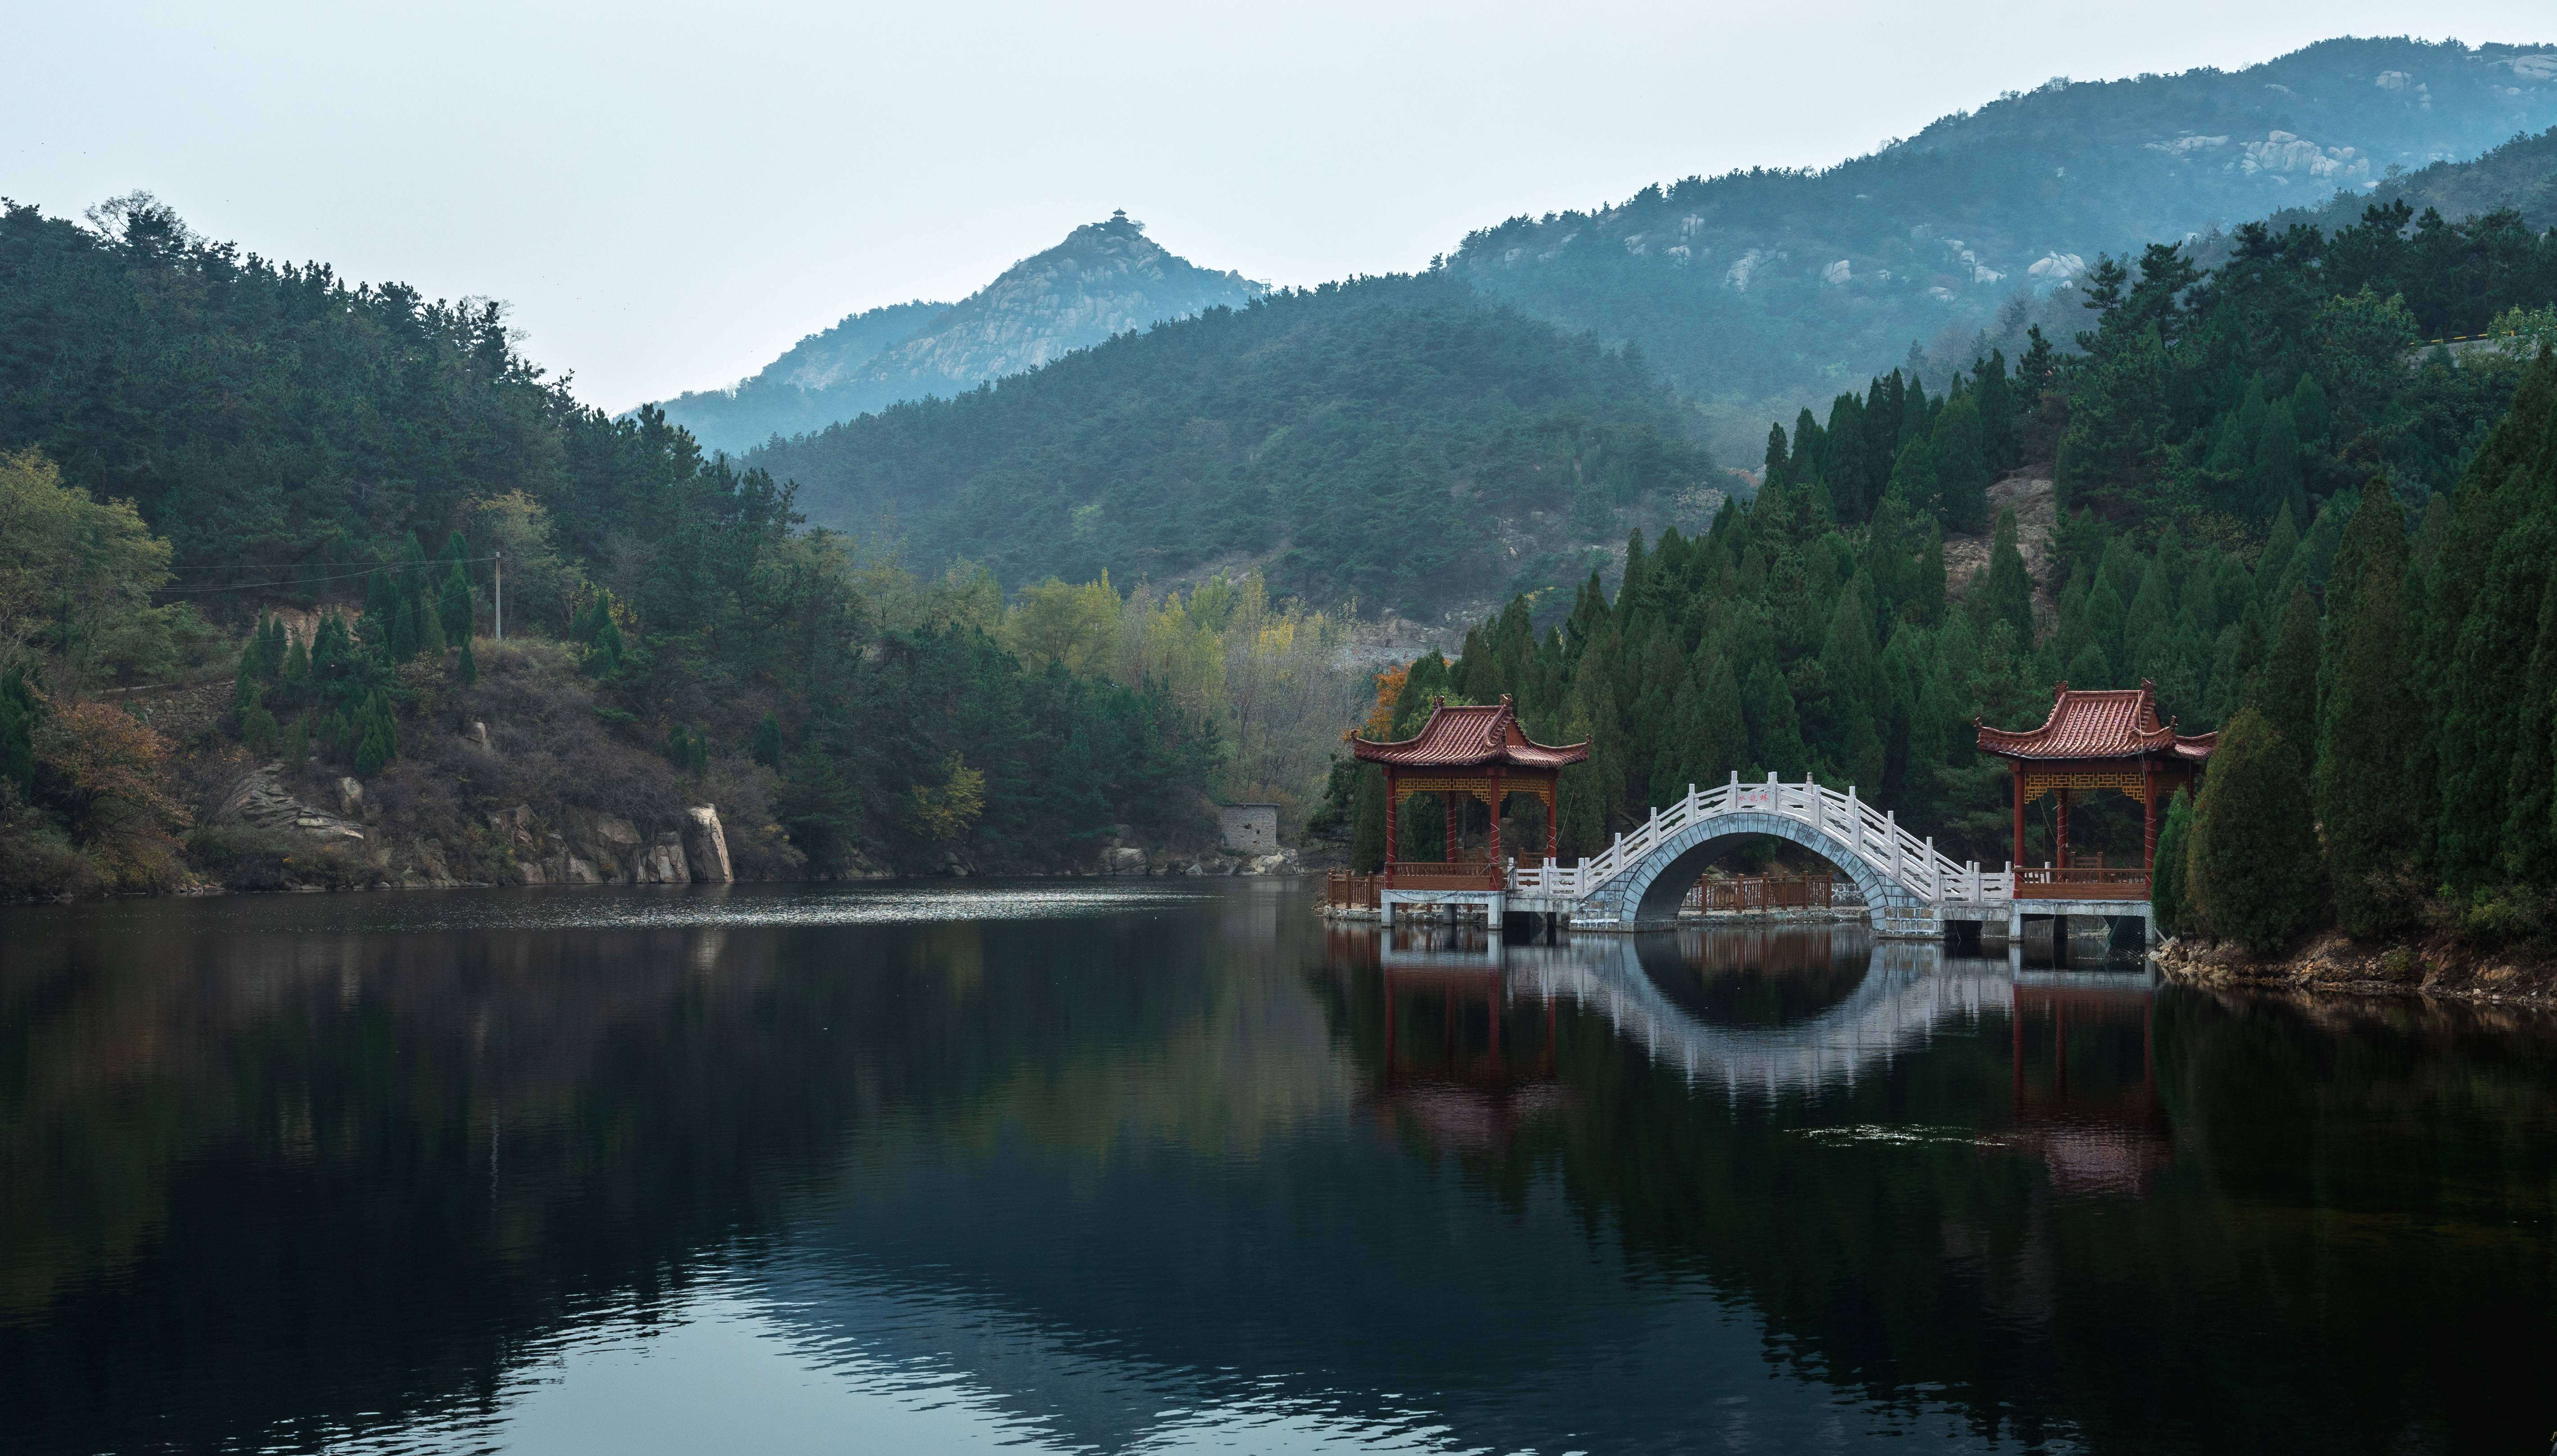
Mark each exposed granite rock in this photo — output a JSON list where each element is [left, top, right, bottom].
[[686, 805, 734, 883], [215, 765, 367, 842]]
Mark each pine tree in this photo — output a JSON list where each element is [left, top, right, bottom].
[[2185, 707, 2323, 954], [2253, 584, 2320, 753], [456, 636, 478, 686], [2150, 786, 2194, 936], [2258, 505, 2300, 609], [2316, 478, 2422, 935], [1814, 581, 1886, 788], [391, 596, 420, 661]]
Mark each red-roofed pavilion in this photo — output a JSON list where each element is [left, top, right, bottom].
[[1976, 682, 2215, 899], [1352, 696, 1589, 891]]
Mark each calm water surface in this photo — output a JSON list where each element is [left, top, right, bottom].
[[4, 881, 2553, 1454]]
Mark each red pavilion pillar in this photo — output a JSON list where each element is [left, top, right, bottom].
[[1383, 766, 1398, 888], [1545, 781, 1559, 862], [1488, 765, 1503, 886], [2012, 764, 2026, 871], [2142, 757, 2157, 872], [2055, 788, 2071, 869]]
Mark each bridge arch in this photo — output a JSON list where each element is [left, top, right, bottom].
[[1574, 809, 1927, 931]]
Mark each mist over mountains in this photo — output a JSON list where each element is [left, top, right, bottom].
[[655, 213, 1263, 453]]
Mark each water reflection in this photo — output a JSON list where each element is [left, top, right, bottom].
[[3, 885, 2553, 1455]]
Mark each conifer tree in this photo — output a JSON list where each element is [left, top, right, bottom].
[[753, 711, 786, 770], [1978, 507, 2035, 648], [456, 636, 478, 686], [1910, 523, 1947, 625], [2316, 477, 2421, 935], [0, 667, 35, 802], [439, 561, 473, 642], [2254, 584, 2321, 753], [1885, 435, 1941, 520], [1932, 392, 1991, 532], [1815, 581, 1887, 788], [1740, 657, 1806, 777], [2184, 707, 2322, 954], [2150, 786, 2194, 936], [2258, 505, 2300, 608], [2252, 399, 2304, 525]]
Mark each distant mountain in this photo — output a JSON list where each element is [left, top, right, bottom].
[[1450, 36, 2557, 458], [746, 274, 1718, 621], [2277, 121, 2557, 235], [655, 213, 1263, 453]]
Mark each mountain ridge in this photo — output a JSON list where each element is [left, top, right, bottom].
[[654, 213, 1263, 453]]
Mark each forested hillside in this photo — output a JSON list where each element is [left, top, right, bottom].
[[0, 197, 1243, 895], [1451, 38, 2557, 458], [654, 215, 1263, 454], [1339, 190, 2557, 962], [748, 274, 1721, 619]]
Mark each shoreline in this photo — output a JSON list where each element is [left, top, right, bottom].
[[2155, 931, 2557, 1008]]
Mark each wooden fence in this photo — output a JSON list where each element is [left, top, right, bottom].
[[1685, 874, 1834, 914], [1326, 871, 1382, 909]]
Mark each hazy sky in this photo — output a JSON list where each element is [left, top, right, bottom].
[[11, 2, 2554, 411]]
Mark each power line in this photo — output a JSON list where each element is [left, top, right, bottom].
[[154, 556, 498, 596]]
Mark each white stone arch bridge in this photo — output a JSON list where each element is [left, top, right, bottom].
[[1504, 774, 2014, 938]]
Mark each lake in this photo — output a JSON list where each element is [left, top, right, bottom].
[[4, 882, 2552, 1454]]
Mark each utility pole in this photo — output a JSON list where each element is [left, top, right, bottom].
[[494, 550, 503, 641]]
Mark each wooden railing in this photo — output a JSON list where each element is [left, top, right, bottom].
[[1686, 874, 1833, 914], [2015, 865, 2150, 901], [1385, 861, 1506, 891], [1326, 871, 1382, 909]]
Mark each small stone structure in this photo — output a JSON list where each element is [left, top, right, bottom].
[[1217, 803, 1280, 854]]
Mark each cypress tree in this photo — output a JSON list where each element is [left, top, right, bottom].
[[2316, 478, 2422, 935], [1814, 581, 1887, 789], [416, 588, 448, 656], [1351, 767, 1386, 872], [391, 596, 420, 662], [1826, 391, 1871, 523], [1932, 392, 1991, 532], [1910, 523, 1946, 626], [1762, 423, 1790, 489], [2151, 786, 2194, 936], [1885, 434, 1941, 520], [2253, 584, 2320, 753], [1740, 656, 1806, 777], [2258, 505, 2300, 608], [0, 667, 37, 801], [456, 637, 478, 686], [1978, 507, 2035, 647], [2290, 371, 2329, 445], [1973, 350, 2017, 471], [753, 710, 786, 770], [2185, 707, 2322, 955], [440, 562, 473, 641]]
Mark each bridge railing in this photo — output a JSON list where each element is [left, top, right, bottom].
[[1504, 773, 2015, 906]]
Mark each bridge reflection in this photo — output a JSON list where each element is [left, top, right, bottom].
[[1326, 922, 2172, 1191]]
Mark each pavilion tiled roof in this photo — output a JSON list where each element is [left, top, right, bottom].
[[1975, 682, 2217, 762], [1352, 696, 1589, 770]]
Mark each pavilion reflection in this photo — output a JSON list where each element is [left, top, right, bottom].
[[1322, 924, 2176, 1198], [2003, 969, 2174, 1198], [1324, 924, 1571, 1152]]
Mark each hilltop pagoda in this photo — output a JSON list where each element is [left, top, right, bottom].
[[1352, 696, 1588, 891], [1976, 682, 2215, 898]]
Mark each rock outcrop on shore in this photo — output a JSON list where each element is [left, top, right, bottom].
[[2157, 931, 2557, 1005]]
